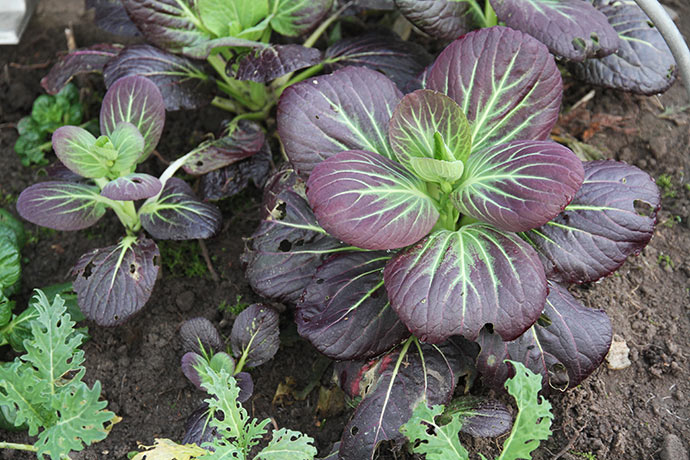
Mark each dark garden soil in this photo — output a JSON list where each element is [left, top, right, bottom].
[[1, 1, 689, 459]]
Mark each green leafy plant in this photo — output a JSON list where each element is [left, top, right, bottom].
[[218, 294, 250, 315], [400, 361, 553, 460], [0, 290, 116, 459], [14, 83, 96, 166], [133, 358, 317, 459]]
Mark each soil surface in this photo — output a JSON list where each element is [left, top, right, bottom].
[[1, 1, 688, 460]]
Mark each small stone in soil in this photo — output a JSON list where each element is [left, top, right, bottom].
[[660, 434, 689, 460]]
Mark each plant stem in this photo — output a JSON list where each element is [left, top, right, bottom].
[[211, 96, 244, 113], [633, 0, 690, 102], [303, 1, 352, 49], [274, 63, 325, 97], [484, 0, 498, 27], [0, 442, 38, 453]]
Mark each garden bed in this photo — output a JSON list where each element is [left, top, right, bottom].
[[0, 1, 688, 459]]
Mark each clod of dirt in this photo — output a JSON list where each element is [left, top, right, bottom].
[[605, 334, 632, 370], [660, 434, 688, 460]]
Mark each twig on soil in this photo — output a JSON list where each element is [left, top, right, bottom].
[[0, 123, 17, 130], [550, 422, 588, 460], [198, 239, 220, 283], [65, 25, 77, 51], [9, 61, 52, 70]]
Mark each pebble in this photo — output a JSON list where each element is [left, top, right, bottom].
[[606, 335, 632, 369], [660, 434, 689, 460]]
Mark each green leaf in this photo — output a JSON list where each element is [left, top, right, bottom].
[[197, 0, 269, 39], [109, 121, 146, 175], [269, 0, 333, 37], [132, 438, 207, 460], [256, 428, 317, 460], [0, 235, 21, 297], [52, 125, 109, 178], [32, 94, 62, 132], [409, 157, 464, 184], [0, 303, 39, 352], [496, 361, 553, 460], [0, 361, 53, 435], [400, 403, 470, 460], [0, 208, 27, 248], [0, 293, 13, 327]]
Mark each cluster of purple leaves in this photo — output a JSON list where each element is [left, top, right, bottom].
[[243, 26, 660, 459]]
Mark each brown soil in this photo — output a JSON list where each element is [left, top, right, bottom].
[[0, 1, 688, 460]]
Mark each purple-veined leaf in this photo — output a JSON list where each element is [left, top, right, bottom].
[[261, 165, 306, 219], [121, 0, 210, 51], [180, 317, 224, 354], [451, 140, 584, 232], [109, 122, 146, 173], [103, 44, 213, 112], [100, 75, 166, 159], [180, 37, 266, 60], [17, 181, 107, 231], [198, 142, 272, 201], [52, 126, 105, 179], [230, 304, 279, 368], [306, 150, 439, 250], [426, 27, 562, 154], [45, 162, 86, 182], [339, 340, 465, 460], [568, 0, 676, 94], [296, 252, 410, 360], [86, 0, 142, 36], [324, 32, 432, 90], [476, 281, 612, 392], [234, 44, 322, 83], [389, 89, 472, 169], [139, 178, 221, 240], [181, 351, 204, 389], [523, 160, 660, 284], [241, 190, 349, 303], [277, 66, 402, 178], [182, 120, 265, 175], [235, 372, 254, 402], [489, 0, 619, 61], [384, 224, 546, 344], [71, 235, 160, 326], [101, 173, 162, 201], [40, 44, 123, 95], [182, 404, 219, 446], [441, 397, 512, 438], [270, 0, 333, 37], [394, 0, 471, 41]]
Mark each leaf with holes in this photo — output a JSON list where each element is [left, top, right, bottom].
[[242, 190, 349, 303], [40, 44, 123, 95], [198, 142, 272, 201], [103, 44, 213, 112], [451, 140, 584, 232], [324, 32, 432, 89], [230, 304, 279, 368], [489, 0, 619, 61], [384, 224, 546, 343], [523, 160, 660, 284], [16, 182, 107, 231], [568, 0, 677, 94], [139, 178, 221, 240], [426, 26, 562, 154], [277, 66, 402, 178], [234, 44, 322, 83], [100, 75, 166, 158], [306, 150, 439, 250], [439, 396, 512, 438], [476, 281, 612, 393], [71, 236, 159, 326], [394, 0, 471, 41], [101, 173, 162, 201], [269, 0, 333, 37], [296, 252, 410, 360]]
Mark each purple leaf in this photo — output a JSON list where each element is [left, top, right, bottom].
[[182, 120, 266, 175], [235, 372, 254, 402], [306, 150, 439, 250], [442, 397, 512, 438], [139, 178, 221, 240], [40, 44, 123, 95], [568, 0, 677, 94], [325, 32, 432, 90], [199, 144, 272, 201], [182, 403, 219, 446], [234, 44, 322, 83], [181, 351, 204, 389], [103, 44, 213, 112], [489, 0, 619, 61], [451, 140, 584, 232], [230, 304, 279, 368], [100, 75, 165, 159], [339, 342, 460, 460], [86, 0, 142, 36], [121, 0, 210, 51], [384, 225, 546, 343], [260, 165, 306, 220], [524, 160, 660, 284], [388, 89, 471, 167], [17, 181, 107, 231], [180, 317, 224, 354], [426, 27, 562, 154], [394, 0, 471, 41], [241, 190, 347, 303], [296, 252, 410, 360], [477, 281, 612, 393], [71, 236, 160, 326], [277, 66, 402, 178], [101, 173, 162, 201], [270, 0, 333, 37], [51, 126, 104, 179]]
